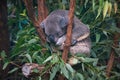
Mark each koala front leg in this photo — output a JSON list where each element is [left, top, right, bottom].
[[56, 35, 77, 46]]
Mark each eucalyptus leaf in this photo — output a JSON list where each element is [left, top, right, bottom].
[[96, 7, 102, 19], [96, 33, 101, 43], [82, 58, 98, 63], [92, 0, 95, 12], [51, 55, 59, 64], [62, 0, 67, 4], [82, 63, 85, 71], [28, 39, 37, 44], [66, 63, 74, 73], [39, 76, 42, 80], [0, 51, 7, 59], [25, 54, 32, 63], [32, 68, 39, 73], [84, 0, 88, 8], [3, 62, 10, 70], [43, 56, 53, 63], [8, 68, 19, 73], [50, 65, 60, 80], [74, 73, 84, 80], [60, 63, 69, 79]]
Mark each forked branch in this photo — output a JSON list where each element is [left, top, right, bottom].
[[23, 0, 48, 44]]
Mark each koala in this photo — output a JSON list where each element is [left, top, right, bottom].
[[40, 10, 91, 56]]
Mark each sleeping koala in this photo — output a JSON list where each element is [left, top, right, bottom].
[[40, 10, 91, 56]]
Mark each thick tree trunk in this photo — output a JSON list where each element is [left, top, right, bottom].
[[0, 0, 10, 79], [0, 0, 9, 53]]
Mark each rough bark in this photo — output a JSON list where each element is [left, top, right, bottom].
[[38, 0, 48, 22], [59, 0, 76, 80], [62, 0, 76, 63], [23, 0, 48, 44], [0, 0, 10, 79]]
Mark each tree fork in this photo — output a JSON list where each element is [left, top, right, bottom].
[[23, 0, 48, 44]]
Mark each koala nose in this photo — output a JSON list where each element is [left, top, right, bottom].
[[48, 35, 55, 43]]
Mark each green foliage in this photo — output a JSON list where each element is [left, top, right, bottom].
[[41, 54, 106, 80]]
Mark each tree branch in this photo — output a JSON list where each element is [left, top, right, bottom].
[[106, 17, 120, 77], [62, 0, 76, 63], [38, 0, 48, 23], [106, 38, 116, 77], [58, 0, 76, 80], [23, 0, 47, 44], [23, 0, 37, 25]]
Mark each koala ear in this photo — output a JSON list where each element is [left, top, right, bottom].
[[40, 21, 45, 29], [59, 16, 69, 28]]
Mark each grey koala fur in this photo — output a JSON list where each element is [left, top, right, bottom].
[[40, 10, 91, 56], [56, 34, 91, 56]]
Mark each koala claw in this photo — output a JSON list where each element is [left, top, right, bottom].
[[71, 40, 77, 46]]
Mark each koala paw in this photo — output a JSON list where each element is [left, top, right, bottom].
[[71, 40, 77, 46]]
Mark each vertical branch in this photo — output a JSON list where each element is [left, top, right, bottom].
[[38, 0, 48, 22], [37, 0, 48, 43], [62, 0, 76, 62], [106, 35, 117, 77], [58, 0, 76, 80], [106, 18, 120, 77], [23, 0, 37, 25], [23, 0, 47, 44]]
